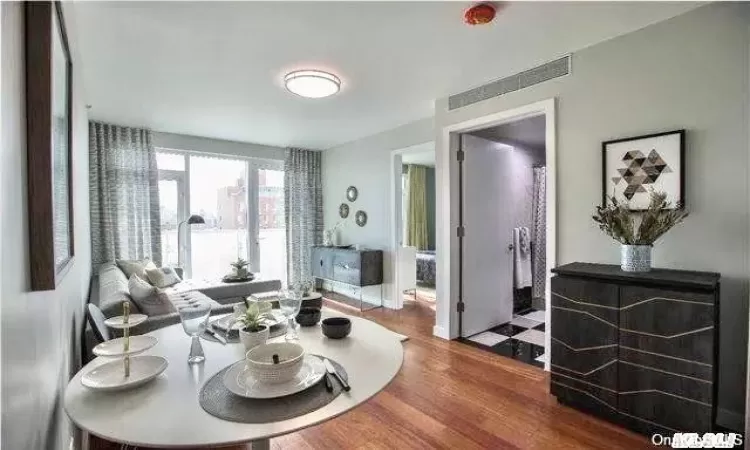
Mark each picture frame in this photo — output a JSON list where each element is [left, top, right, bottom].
[[602, 130, 685, 211], [26, 1, 74, 291]]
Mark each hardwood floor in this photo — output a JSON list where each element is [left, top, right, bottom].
[[91, 298, 651, 450]]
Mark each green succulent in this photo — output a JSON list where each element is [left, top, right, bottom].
[[231, 258, 249, 270], [238, 301, 273, 332]]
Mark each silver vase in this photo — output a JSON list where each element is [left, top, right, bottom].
[[621, 245, 652, 272]]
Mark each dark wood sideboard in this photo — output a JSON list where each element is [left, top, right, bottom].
[[311, 246, 383, 287], [550, 262, 720, 436]]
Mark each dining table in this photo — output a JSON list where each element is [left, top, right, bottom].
[[64, 309, 405, 449]]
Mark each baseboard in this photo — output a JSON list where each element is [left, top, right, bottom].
[[716, 407, 744, 432], [433, 325, 449, 340]]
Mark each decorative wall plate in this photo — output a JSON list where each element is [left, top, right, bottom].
[[346, 186, 358, 202], [355, 210, 367, 227], [339, 203, 349, 218]]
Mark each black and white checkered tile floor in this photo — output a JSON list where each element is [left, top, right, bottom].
[[463, 309, 546, 369]]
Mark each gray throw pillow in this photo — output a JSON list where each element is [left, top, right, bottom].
[[117, 258, 157, 280], [128, 274, 175, 316], [145, 266, 182, 288]]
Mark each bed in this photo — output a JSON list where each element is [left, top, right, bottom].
[[416, 250, 436, 286]]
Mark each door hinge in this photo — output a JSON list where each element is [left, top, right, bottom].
[[457, 302, 465, 313], [456, 149, 465, 162], [457, 226, 465, 238]]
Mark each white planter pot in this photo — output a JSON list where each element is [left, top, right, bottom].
[[621, 245, 652, 272], [239, 326, 269, 351]]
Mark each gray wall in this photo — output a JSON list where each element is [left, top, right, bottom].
[[1, 3, 93, 449], [435, 3, 749, 429], [322, 118, 433, 305]]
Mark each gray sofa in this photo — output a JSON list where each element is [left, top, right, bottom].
[[84, 262, 281, 360]]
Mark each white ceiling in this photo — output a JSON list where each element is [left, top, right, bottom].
[[71, 2, 701, 150], [472, 115, 546, 150], [403, 149, 436, 167]]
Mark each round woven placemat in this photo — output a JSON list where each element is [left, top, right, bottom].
[[199, 355, 348, 423]]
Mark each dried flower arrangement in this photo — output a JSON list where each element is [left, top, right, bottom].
[[593, 190, 688, 246]]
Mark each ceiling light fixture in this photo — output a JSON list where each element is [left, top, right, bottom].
[[284, 70, 341, 98]]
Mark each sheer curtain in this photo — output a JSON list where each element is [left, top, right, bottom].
[[406, 164, 428, 250], [89, 121, 162, 267], [284, 148, 323, 285], [531, 167, 546, 300]]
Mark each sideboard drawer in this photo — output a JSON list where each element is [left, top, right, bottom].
[[332, 251, 361, 286], [619, 286, 715, 364]]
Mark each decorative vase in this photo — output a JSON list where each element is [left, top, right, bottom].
[[323, 229, 334, 247], [236, 267, 248, 278], [239, 325, 269, 350], [621, 245, 652, 272]]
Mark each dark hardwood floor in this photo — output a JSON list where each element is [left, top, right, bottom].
[[91, 297, 651, 449]]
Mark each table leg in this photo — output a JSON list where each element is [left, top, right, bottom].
[[252, 438, 270, 450]]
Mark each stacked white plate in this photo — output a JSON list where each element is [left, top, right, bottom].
[[222, 355, 326, 399], [85, 335, 167, 392]]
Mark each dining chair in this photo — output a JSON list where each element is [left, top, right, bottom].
[[87, 303, 111, 343]]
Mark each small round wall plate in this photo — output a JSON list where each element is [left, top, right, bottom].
[[339, 203, 349, 218], [346, 186, 358, 202], [93, 335, 158, 357], [223, 354, 326, 399], [355, 210, 367, 227], [104, 314, 148, 329], [81, 355, 168, 392]]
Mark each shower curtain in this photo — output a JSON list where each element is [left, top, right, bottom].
[[531, 167, 546, 300]]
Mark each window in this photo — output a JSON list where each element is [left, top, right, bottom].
[[156, 150, 286, 284]]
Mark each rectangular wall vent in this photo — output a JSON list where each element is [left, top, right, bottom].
[[448, 55, 571, 110]]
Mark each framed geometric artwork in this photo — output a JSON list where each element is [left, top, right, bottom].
[[602, 129, 685, 211]]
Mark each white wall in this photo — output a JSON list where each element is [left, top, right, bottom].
[[322, 118, 433, 307], [1, 3, 92, 449], [152, 131, 286, 162], [435, 3, 749, 429]]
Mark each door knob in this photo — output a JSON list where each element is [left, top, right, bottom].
[[507, 244, 514, 252]]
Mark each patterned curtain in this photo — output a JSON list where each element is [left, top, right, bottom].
[[89, 122, 161, 267], [531, 167, 546, 300], [284, 148, 323, 285], [406, 165, 428, 250]]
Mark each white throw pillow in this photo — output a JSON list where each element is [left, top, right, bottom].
[[128, 274, 175, 316], [117, 258, 157, 280], [145, 266, 182, 288]]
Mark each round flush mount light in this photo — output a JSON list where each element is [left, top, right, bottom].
[[284, 70, 341, 98]]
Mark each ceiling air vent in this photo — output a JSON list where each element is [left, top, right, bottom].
[[448, 55, 571, 110]]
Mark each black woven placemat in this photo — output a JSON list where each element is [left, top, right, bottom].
[[199, 355, 348, 423]]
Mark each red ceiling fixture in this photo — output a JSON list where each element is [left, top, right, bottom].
[[464, 3, 497, 26]]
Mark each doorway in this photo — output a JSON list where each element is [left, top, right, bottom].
[[459, 116, 548, 368], [389, 142, 438, 320], [436, 98, 556, 370]]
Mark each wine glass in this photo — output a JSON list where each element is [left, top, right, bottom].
[[177, 299, 212, 364], [279, 289, 302, 341]]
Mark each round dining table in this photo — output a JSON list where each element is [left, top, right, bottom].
[[65, 311, 404, 449]]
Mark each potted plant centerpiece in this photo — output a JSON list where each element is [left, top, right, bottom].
[[236, 301, 274, 350], [230, 258, 249, 278], [593, 190, 688, 272]]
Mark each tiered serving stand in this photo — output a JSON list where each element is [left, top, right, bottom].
[[82, 303, 168, 392]]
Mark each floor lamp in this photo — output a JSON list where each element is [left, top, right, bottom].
[[178, 214, 205, 274]]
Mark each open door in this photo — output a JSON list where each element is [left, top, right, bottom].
[[459, 134, 515, 337]]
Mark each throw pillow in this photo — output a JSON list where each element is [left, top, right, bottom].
[[117, 258, 157, 280], [128, 274, 175, 316], [145, 266, 182, 288]]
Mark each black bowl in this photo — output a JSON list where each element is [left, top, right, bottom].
[[295, 307, 321, 327], [321, 317, 352, 339]]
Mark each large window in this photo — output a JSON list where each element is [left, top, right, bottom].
[[156, 151, 286, 284]]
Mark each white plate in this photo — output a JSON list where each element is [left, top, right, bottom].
[[214, 310, 285, 332], [104, 314, 148, 329], [93, 335, 158, 357], [222, 354, 325, 399], [82, 355, 168, 392]]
